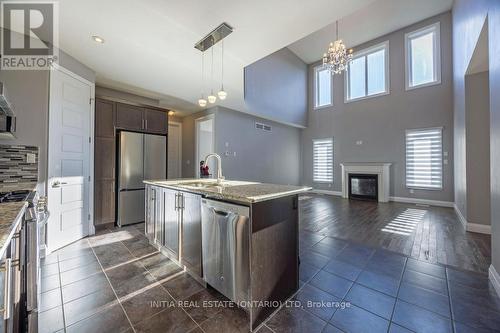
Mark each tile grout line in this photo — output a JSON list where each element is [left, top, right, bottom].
[[117, 231, 208, 333], [88, 237, 137, 333], [445, 267, 455, 332], [56, 253, 68, 333], [388, 256, 409, 332]]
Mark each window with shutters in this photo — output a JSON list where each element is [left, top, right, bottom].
[[313, 138, 334, 183], [405, 128, 443, 189]]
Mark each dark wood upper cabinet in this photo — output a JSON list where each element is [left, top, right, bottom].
[[115, 102, 144, 131], [144, 108, 168, 134], [95, 99, 115, 138]]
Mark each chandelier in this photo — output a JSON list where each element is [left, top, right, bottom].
[[322, 21, 353, 75]]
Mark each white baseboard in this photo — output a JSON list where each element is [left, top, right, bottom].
[[389, 196, 454, 208], [466, 223, 491, 234], [489, 265, 500, 298], [312, 189, 342, 196], [454, 204, 467, 229], [453, 205, 492, 234]]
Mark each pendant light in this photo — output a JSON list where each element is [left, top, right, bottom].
[[198, 51, 207, 107], [207, 47, 217, 104], [217, 40, 227, 100]]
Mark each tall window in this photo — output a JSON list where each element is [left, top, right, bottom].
[[345, 41, 389, 102], [313, 138, 333, 183], [405, 128, 443, 189], [405, 22, 441, 89], [314, 66, 332, 109]]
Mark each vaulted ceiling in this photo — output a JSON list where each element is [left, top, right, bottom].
[[54, 0, 451, 115]]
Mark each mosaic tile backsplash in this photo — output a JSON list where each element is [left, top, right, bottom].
[[0, 144, 38, 185]]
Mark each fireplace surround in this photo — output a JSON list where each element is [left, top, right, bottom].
[[340, 163, 391, 202]]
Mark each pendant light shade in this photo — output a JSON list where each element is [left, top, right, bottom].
[[198, 51, 207, 107], [198, 98, 207, 107], [218, 40, 227, 100], [217, 89, 227, 100], [207, 91, 217, 104]]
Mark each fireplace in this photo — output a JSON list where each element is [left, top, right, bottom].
[[348, 174, 378, 201]]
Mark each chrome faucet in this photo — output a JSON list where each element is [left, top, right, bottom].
[[204, 153, 225, 184]]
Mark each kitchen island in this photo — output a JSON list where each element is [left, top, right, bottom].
[[143, 179, 311, 331]]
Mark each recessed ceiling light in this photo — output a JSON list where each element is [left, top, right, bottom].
[[92, 35, 105, 44], [168, 110, 175, 116]]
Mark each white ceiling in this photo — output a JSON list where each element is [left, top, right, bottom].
[[52, 0, 379, 115], [288, 0, 453, 64], [29, 0, 452, 116]]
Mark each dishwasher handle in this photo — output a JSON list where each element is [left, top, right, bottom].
[[212, 209, 229, 217]]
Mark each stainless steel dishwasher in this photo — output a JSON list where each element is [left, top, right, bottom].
[[201, 199, 250, 304]]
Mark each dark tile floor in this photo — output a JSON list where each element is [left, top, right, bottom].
[[39, 197, 499, 333]]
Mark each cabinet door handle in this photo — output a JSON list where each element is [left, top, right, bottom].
[[174, 193, 178, 210], [145, 119, 148, 129]]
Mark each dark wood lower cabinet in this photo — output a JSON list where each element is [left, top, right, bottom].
[[94, 180, 115, 225]]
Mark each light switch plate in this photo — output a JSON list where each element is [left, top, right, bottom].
[[26, 153, 36, 164]]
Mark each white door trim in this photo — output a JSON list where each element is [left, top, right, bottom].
[[47, 64, 95, 254], [194, 113, 215, 177], [168, 121, 182, 178]]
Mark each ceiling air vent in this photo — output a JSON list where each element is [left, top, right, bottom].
[[255, 122, 272, 132]]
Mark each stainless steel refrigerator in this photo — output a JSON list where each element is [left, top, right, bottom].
[[118, 131, 166, 226]]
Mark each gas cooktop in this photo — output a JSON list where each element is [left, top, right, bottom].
[[0, 190, 31, 203]]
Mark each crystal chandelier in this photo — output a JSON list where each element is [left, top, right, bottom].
[[322, 21, 353, 75]]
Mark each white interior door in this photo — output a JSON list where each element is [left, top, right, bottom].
[[195, 115, 215, 178], [47, 66, 94, 252], [168, 122, 182, 179]]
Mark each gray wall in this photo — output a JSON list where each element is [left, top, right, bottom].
[[465, 71, 490, 226], [0, 29, 95, 194], [244, 48, 308, 128], [181, 106, 301, 185], [452, 0, 500, 276], [302, 12, 454, 202]]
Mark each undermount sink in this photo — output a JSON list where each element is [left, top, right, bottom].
[[180, 181, 223, 189], [178, 180, 257, 190]]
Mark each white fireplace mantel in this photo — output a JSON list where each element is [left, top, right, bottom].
[[340, 163, 392, 202]]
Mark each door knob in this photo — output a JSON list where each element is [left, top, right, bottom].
[[52, 181, 67, 188]]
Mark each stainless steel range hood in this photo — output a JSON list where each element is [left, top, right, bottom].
[[0, 82, 17, 139]]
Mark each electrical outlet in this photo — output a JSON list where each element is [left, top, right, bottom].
[[356, 140, 363, 145], [26, 153, 36, 164]]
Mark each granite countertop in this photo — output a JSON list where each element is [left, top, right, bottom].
[[0, 182, 36, 258], [0, 201, 27, 258], [0, 182, 37, 193], [144, 179, 312, 204]]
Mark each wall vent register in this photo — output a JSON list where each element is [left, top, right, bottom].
[[405, 127, 443, 189], [255, 122, 272, 132]]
